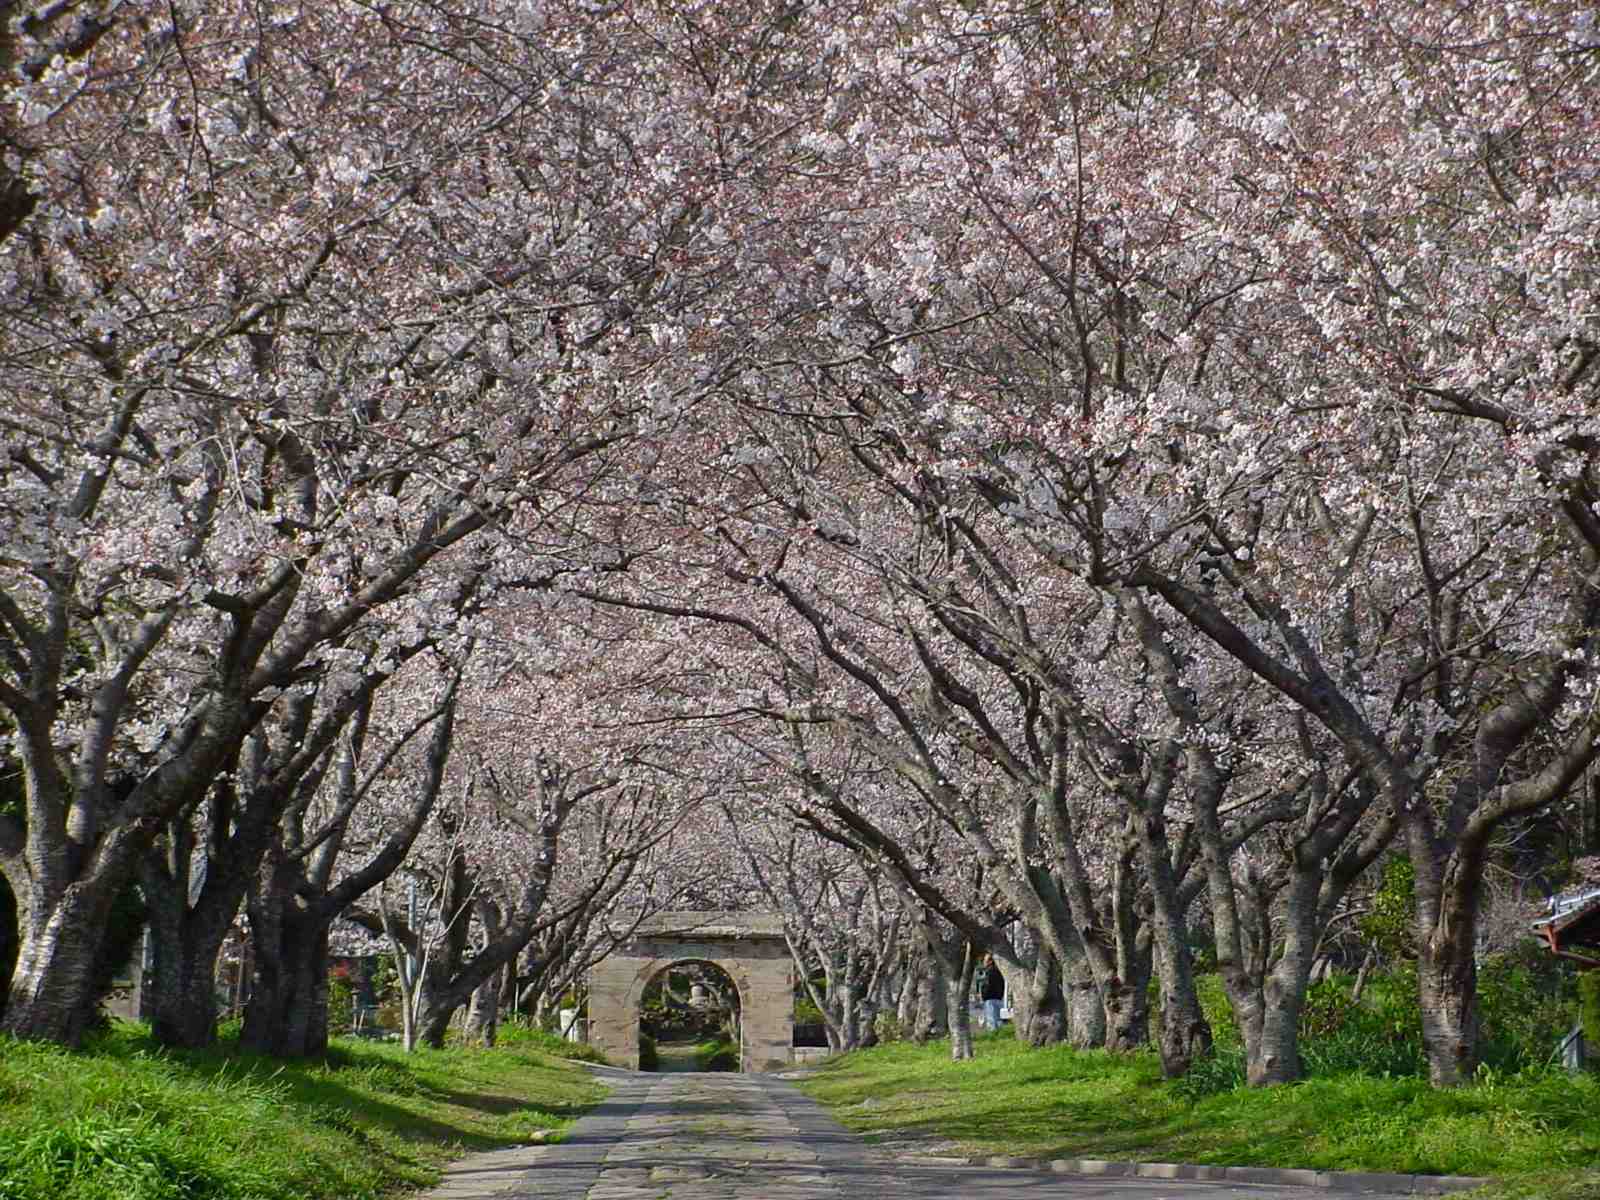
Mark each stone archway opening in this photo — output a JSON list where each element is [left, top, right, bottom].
[[588, 912, 793, 1072], [639, 959, 741, 1072]]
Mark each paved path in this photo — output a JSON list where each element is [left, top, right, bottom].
[[418, 1067, 1434, 1200]]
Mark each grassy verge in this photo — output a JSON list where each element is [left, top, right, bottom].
[[0, 1021, 607, 1200], [797, 1032, 1600, 1200]]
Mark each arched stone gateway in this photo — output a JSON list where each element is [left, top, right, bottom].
[[587, 912, 793, 1072]]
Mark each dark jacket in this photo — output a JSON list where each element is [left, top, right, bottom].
[[979, 963, 1005, 1001]]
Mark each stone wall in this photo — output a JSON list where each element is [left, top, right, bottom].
[[587, 912, 793, 1072]]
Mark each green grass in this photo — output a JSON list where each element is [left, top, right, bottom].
[[0, 1021, 606, 1200], [798, 1032, 1600, 1200]]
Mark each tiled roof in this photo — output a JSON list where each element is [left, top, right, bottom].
[[1531, 885, 1600, 945]]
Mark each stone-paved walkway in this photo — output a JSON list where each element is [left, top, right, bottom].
[[416, 1067, 1443, 1200]]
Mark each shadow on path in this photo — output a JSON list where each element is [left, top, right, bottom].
[[416, 1068, 1421, 1200]]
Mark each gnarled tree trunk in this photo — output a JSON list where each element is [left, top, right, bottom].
[[3, 881, 116, 1045]]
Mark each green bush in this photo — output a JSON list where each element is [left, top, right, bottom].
[[1477, 944, 1577, 1072], [694, 1036, 738, 1072], [326, 972, 355, 1037], [1168, 1045, 1246, 1100], [1298, 970, 1425, 1079], [1176, 969, 1427, 1098], [1359, 858, 1417, 961], [1193, 973, 1241, 1051], [496, 1021, 608, 1064], [795, 992, 825, 1025], [638, 1034, 658, 1072], [1578, 972, 1600, 1066], [871, 1010, 904, 1044], [1184, 956, 1586, 1096]]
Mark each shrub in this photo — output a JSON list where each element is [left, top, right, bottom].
[[1359, 858, 1416, 961], [1299, 967, 1425, 1079], [1477, 943, 1577, 1072], [1168, 1045, 1246, 1100], [1193, 973, 1241, 1051], [1176, 968, 1427, 1097], [695, 1036, 738, 1072], [1579, 972, 1600, 1067], [795, 993, 825, 1026], [496, 1021, 609, 1065], [638, 1034, 658, 1072], [326, 970, 355, 1037]]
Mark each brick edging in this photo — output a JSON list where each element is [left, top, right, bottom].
[[891, 1152, 1491, 1195]]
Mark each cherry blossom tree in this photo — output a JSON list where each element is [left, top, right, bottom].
[[237, 661, 464, 1057], [721, 0, 1600, 1087], [6, 0, 1596, 1087], [725, 792, 909, 1053], [0, 0, 819, 1045], [137, 640, 448, 1048]]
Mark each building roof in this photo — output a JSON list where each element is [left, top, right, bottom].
[[1531, 885, 1600, 956]]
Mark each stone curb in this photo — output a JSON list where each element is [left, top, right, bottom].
[[890, 1151, 1493, 1194]]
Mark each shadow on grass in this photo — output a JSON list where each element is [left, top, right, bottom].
[[92, 1023, 603, 1152]]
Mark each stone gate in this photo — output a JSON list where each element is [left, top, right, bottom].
[[587, 911, 793, 1072]]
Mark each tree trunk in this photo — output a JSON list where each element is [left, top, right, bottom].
[[829, 977, 862, 1051], [1410, 813, 1484, 1087], [1062, 948, 1104, 1048], [497, 961, 517, 1017], [240, 877, 331, 1059], [138, 849, 251, 1049], [1152, 956, 1211, 1078], [464, 973, 501, 1047], [1018, 947, 1068, 1046], [142, 912, 228, 1049], [0, 877, 17, 1027], [415, 978, 457, 1050], [1138, 809, 1212, 1077], [1244, 871, 1322, 1085], [912, 954, 948, 1043], [895, 964, 916, 1030], [1101, 977, 1146, 1052], [1108, 838, 1153, 1051], [1417, 922, 1479, 1087], [1, 882, 116, 1045], [946, 966, 975, 1061]]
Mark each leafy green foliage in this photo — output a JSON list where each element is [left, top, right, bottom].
[[1186, 958, 1578, 1099], [326, 969, 356, 1037], [1359, 858, 1417, 960], [1476, 946, 1578, 1072], [1298, 969, 1426, 1079], [1167, 1046, 1245, 1099], [638, 1033, 658, 1071], [496, 1020, 608, 1064], [694, 1035, 738, 1072], [0, 1021, 603, 1200], [1181, 969, 1426, 1099], [1578, 973, 1600, 1063], [871, 1010, 905, 1044], [794, 992, 825, 1025]]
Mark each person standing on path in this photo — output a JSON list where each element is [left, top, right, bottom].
[[978, 954, 1005, 1031]]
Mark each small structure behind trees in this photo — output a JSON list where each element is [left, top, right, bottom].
[[1532, 885, 1600, 1073], [587, 913, 792, 1073]]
